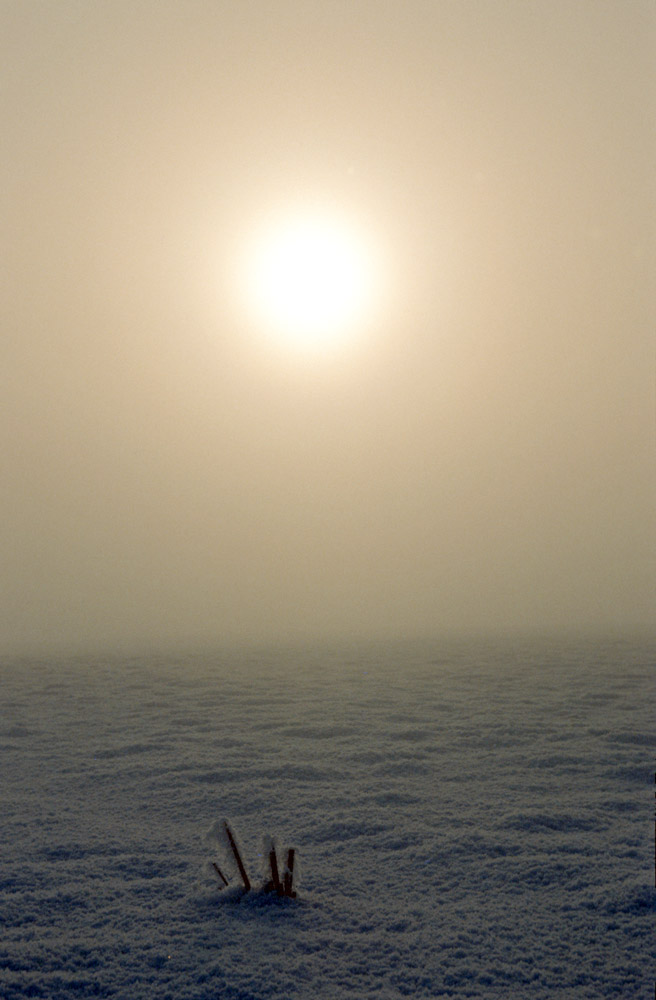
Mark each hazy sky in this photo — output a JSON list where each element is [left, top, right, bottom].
[[2, 0, 654, 652]]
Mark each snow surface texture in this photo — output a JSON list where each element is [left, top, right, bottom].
[[1, 635, 654, 999]]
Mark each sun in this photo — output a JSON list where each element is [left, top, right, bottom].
[[237, 207, 379, 353]]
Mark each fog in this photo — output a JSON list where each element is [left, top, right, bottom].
[[2, 0, 654, 652]]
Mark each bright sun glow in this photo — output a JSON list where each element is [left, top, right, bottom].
[[238, 208, 379, 353]]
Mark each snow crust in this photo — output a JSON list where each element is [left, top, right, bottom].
[[1, 635, 654, 998]]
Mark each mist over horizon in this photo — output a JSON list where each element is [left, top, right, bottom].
[[3, 622, 654, 665]]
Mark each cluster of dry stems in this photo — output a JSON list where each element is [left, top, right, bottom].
[[212, 821, 297, 898]]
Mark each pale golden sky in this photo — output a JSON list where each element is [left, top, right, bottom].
[[2, 0, 654, 651]]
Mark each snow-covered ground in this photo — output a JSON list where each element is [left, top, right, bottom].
[[1, 635, 654, 999]]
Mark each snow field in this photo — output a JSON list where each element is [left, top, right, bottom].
[[1, 636, 654, 998]]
